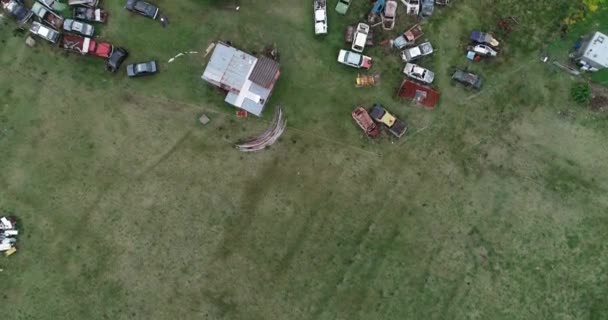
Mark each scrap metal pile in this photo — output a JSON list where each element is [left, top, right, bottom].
[[235, 107, 286, 152], [0, 216, 18, 257]]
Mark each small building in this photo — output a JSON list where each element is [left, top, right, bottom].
[[397, 80, 440, 109], [574, 31, 608, 71], [202, 42, 280, 116]]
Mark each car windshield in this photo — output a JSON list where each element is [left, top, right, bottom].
[[345, 52, 362, 65], [136, 64, 148, 72], [136, 2, 156, 15], [420, 43, 432, 54], [409, 47, 421, 57]]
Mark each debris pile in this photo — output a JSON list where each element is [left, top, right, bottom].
[[356, 73, 380, 87], [235, 106, 286, 152], [0, 216, 18, 257]]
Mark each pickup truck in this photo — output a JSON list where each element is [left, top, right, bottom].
[[400, 41, 433, 62], [369, 104, 407, 138], [313, 0, 327, 35], [352, 107, 380, 138], [31, 1, 64, 29], [393, 24, 423, 49], [470, 31, 499, 47], [29, 21, 60, 43], [60, 33, 113, 58], [337, 49, 372, 69]]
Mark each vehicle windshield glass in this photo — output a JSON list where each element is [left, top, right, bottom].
[[134, 2, 149, 12], [345, 52, 361, 65]]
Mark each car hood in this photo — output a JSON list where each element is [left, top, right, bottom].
[[361, 57, 372, 69], [336, 3, 348, 12]]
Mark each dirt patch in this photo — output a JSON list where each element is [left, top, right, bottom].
[[590, 84, 608, 111]]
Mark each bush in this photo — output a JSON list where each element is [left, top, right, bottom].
[[571, 83, 592, 105]]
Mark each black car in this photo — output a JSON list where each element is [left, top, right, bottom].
[[106, 47, 129, 73], [452, 70, 483, 90], [2, 0, 34, 25], [125, 0, 159, 19], [127, 60, 158, 77]]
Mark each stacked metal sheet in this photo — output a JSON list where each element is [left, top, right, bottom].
[[0, 216, 18, 256]]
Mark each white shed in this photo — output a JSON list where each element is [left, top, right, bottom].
[[575, 32, 608, 71]]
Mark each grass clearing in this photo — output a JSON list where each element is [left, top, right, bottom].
[[1, 0, 608, 319]]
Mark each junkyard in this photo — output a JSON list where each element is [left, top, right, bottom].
[[1, 0, 608, 319]]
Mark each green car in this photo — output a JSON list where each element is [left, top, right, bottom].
[[335, 0, 351, 14]]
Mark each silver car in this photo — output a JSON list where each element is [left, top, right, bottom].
[[63, 19, 94, 36], [127, 60, 158, 77], [68, 0, 99, 7]]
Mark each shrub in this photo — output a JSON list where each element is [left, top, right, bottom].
[[571, 83, 592, 105]]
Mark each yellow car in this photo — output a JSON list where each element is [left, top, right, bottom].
[[369, 104, 408, 138], [369, 104, 396, 127]]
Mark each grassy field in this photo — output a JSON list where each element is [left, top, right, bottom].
[[1, 0, 608, 319]]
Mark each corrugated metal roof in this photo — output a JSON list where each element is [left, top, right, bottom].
[[583, 32, 608, 68], [202, 42, 257, 90], [222, 50, 256, 90], [202, 43, 280, 117], [202, 43, 235, 84], [241, 98, 264, 116], [249, 57, 280, 88]]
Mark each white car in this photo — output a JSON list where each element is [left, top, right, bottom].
[[403, 63, 435, 84], [29, 21, 60, 43], [470, 44, 498, 57], [351, 22, 370, 53], [313, 0, 327, 35], [63, 19, 95, 36], [400, 41, 433, 62], [337, 49, 373, 69]]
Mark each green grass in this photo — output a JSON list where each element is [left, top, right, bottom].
[[1, 0, 608, 319]]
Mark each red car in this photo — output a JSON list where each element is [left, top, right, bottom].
[[88, 39, 112, 58], [352, 106, 379, 138], [60, 33, 113, 58]]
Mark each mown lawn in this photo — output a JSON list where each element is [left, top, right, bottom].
[[1, 0, 607, 319]]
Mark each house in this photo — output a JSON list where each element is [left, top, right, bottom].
[[574, 31, 608, 72], [397, 79, 440, 109], [202, 42, 280, 116]]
